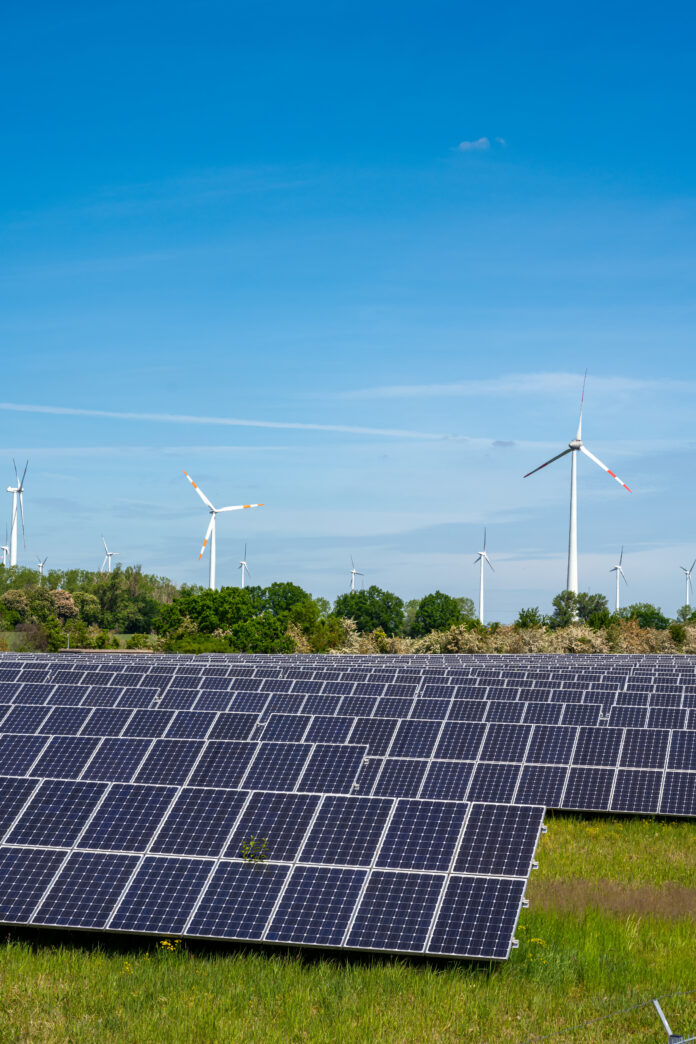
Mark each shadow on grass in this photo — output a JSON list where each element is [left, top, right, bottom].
[[2, 923, 503, 977]]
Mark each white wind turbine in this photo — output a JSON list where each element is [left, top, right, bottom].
[[524, 375, 632, 593], [183, 470, 263, 590], [0, 528, 8, 567], [36, 556, 48, 580], [7, 460, 28, 567], [681, 559, 696, 609], [609, 546, 627, 612], [239, 545, 250, 588], [101, 536, 120, 574], [474, 528, 494, 624], [350, 556, 364, 592]]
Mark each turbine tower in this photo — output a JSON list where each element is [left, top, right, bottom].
[[7, 460, 28, 567], [609, 546, 627, 612], [0, 528, 8, 567], [183, 470, 263, 590], [101, 536, 120, 574], [524, 374, 631, 593], [681, 559, 695, 609], [474, 528, 494, 624], [36, 556, 48, 580], [350, 556, 364, 592], [239, 545, 250, 588]]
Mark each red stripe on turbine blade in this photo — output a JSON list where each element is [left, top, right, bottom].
[[607, 469, 616, 478]]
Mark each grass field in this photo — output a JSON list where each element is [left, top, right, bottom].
[[1, 815, 695, 1044]]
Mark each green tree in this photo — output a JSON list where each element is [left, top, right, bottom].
[[575, 592, 609, 622], [549, 590, 578, 628], [410, 591, 462, 637], [333, 586, 405, 636], [619, 603, 670, 630], [515, 606, 545, 629], [454, 596, 476, 621]]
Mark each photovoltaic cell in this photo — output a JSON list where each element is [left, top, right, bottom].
[[0, 847, 67, 923], [151, 788, 249, 858], [299, 795, 392, 867], [80, 738, 152, 783], [78, 783, 176, 852], [266, 865, 366, 946], [225, 791, 320, 862], [6, 779, 107, 847], [188, 861, 289, 939], [34, 850, 139, 928], [346, 870, 443, 953], [428, 877, 526, 959], [298, 744, 366, 794], [376, 799, 468, 872], [454, 803, 542, 877], [110, 856, 213, 934]]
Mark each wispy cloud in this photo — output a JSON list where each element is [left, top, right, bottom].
[[0, 401, 460, 441], [456, 137, 491, 152], [339, 372, 696, 400]]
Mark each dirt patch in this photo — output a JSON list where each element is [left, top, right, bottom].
[[527, 877, 696, 918]]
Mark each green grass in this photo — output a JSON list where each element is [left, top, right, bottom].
[[1, 816, 695, 1043]]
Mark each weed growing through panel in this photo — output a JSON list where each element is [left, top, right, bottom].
[[240, 835, 269, 865]]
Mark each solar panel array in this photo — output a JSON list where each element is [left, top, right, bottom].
[[3, 651, 696, 959]]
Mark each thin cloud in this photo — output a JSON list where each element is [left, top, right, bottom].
[[456, 137, 490, 152], [339, 372, 696, 400], [0, 401, 462, 441]]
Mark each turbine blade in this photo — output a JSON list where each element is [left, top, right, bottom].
[[198, 516, 215, 561], [101, 556, 108, 571], [216, 503, 263, 512], [523, 447, 572, 478], [486, 557, 494, 572], [183, 470, 215, 510], [619, 545, 624, 565], [691, 560, 696, 575], [579, 445, 631, 492], [20, 460, 28, 487], [483, 527, 487, 551], [102, 536, 108, 553], [576, 368, 587, 439]]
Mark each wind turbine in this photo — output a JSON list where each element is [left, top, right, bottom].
[[36, 556, 48, 581], [681, 559, 696, 609], [101, 536, 120, 574], [523, 374, 631, 593], [239, 545, 250, 588], [609, 546, 627, 612], [183, 470, 263, 590], [474, 528, 494, 624], [350, 556, 364, 592], [7, 460, 28, 567], [0, 528, 8, 567]]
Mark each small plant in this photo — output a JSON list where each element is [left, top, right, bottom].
[[240, 834, 269, 864]]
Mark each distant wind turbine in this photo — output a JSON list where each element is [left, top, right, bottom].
[[183, 470, 263, 590], [474, 528, 494, 624], [609, 546, 627, 612], [7, 460, 28, 567], [524, 373, 631, 593], [239, 545, 250, 588], [681, 559, 696, 609], [36, 555, 47, 580], [350, 556, 364, 592], [101, 536, 120, 574], [0, 528, 8, 567]]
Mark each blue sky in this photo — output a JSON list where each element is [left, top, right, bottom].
[[2, 1, 696, 619]]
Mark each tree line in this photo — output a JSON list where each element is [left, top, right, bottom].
[[0, 563, 692, 653]]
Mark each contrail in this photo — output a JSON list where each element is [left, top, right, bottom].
[[0, 401, 461, 441]]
